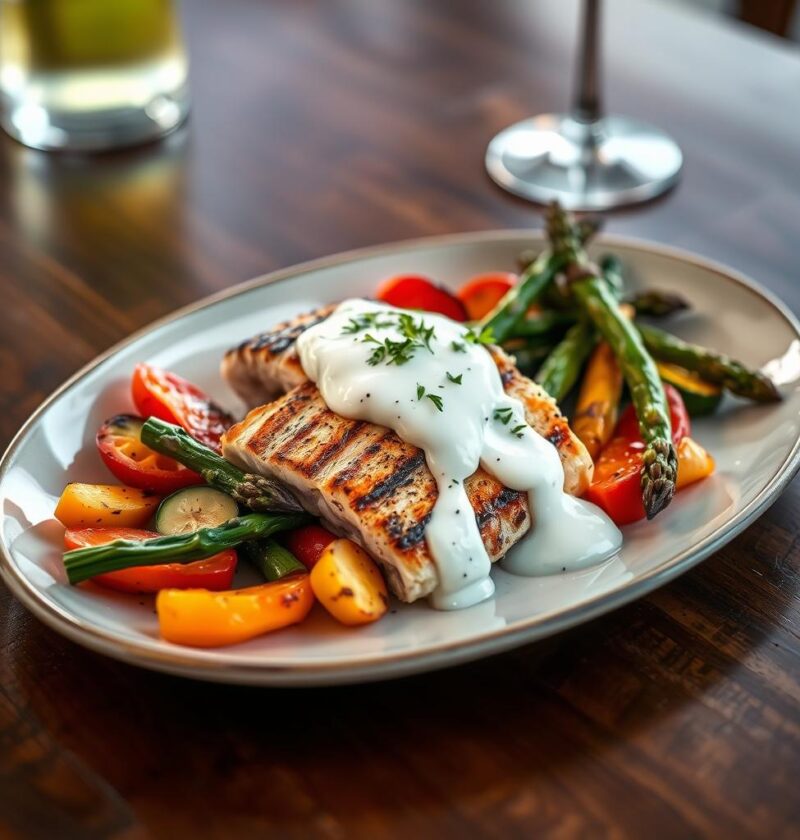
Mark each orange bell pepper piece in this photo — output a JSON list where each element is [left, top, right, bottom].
[[157, 574, 314, 647]]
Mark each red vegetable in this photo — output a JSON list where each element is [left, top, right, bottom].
[[96, 414, 203, 494], [375, 275, 467, 322], [614, 383, 691, 444], [132, 363, 234, 452], [584, 385, 690, 526], [64, 528, 238, 593], [456, 272, 517, 320], [282, 524, 336, 570]]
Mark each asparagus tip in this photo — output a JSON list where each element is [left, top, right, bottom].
[[757, 374, 782, 403], [641, 439, 678, 520]]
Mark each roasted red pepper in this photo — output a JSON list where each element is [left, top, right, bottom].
[[585, 384, 691, 526], [375, 275, 467, 321]]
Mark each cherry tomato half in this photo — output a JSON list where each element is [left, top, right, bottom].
[[64, 528, 238, 593], [456, 272, 517, 320], [282, 524, 337, 570], [375, 275, 467, 322], [132, 363, 234, 452], [97, 414, 203, 495]]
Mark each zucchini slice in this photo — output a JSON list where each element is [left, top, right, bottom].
[[156, 487, 239, 535], [657, 361, 722, 417]]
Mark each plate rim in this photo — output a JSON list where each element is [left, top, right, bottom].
[[2, 229, 799, 686]]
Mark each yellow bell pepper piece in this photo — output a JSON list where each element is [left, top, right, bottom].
[[573, 342, 624, 461], [55, 483, 160, 529], [676, 437, 715, 489], [157, 575, 314, 647], [310, 539, 389, 626]]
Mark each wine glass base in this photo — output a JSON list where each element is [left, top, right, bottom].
[[486, 114, 683, 211]]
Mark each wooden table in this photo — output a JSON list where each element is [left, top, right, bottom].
[[2, 1, 799, 836]]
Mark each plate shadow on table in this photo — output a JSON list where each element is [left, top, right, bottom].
[[2, 496, 798, 839]]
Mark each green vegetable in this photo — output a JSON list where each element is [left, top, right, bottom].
[[140, 418, 303, 512], [155, 486, 239, 535], [639, 323, 780, 403], [535, 320, 595, 402], [627, 289, 690, 318], [242, 539, 305, 581], [656, 362, 722, 417], [598, 254, 624, 300], [505, 310, 574, 342], [63, 513, 309, 585], [478, 250, 565, 343], [546, 201, 677, 519]]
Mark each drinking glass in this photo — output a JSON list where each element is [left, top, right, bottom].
[[486, 0, 682, 210], [0, 0, 189, 152]]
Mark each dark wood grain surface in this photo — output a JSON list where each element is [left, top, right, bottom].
[[1, 1, 799, 837]]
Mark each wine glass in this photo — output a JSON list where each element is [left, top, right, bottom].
[[485, 0, 682, 211]]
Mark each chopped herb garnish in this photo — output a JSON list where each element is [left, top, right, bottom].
[[416, 384, 444, 411], [493, 407, 513, 425], [341, 312, 394, 334], [451, 340, 466, 353], [464, 325, 495, 346], [446, 372, 463, 385], [426, 393, 444, 412], [511, 424, 527, 438], [349, 311, 437, 367]]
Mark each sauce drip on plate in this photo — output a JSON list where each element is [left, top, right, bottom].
[[296, 299, 621, 609]]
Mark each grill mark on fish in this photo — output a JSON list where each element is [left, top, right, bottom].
[[393, 514, 431, 550], [247, 388, 314, 457], [475, 487, 521, 529], [353, 452, 426, 511], [303, 420, 367, 478]]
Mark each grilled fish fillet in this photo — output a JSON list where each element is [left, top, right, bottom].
[[223, 382, 531, 603], [222, 306, 593, 497]]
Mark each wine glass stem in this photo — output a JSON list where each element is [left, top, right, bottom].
[[573, 0, 603, 124]]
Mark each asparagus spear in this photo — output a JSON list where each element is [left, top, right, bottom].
[[599, 254, 624, 300], [141, 418, 303, 512], [546, 201, 677, 519], [535, 320, 595, 402], [508, 287, 690, 342], [63, 513, 309, 585], [504, 310, 574, 341], [627, 289, 690, 318], [242, 539, 305, 581], [479, 250, 565, 343], [638, 323, 780, 402]]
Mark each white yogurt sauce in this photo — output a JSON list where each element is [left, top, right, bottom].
[[296, 298, 621, 610]]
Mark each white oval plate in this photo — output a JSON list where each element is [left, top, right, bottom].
[[2, 232, 799, 686]]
